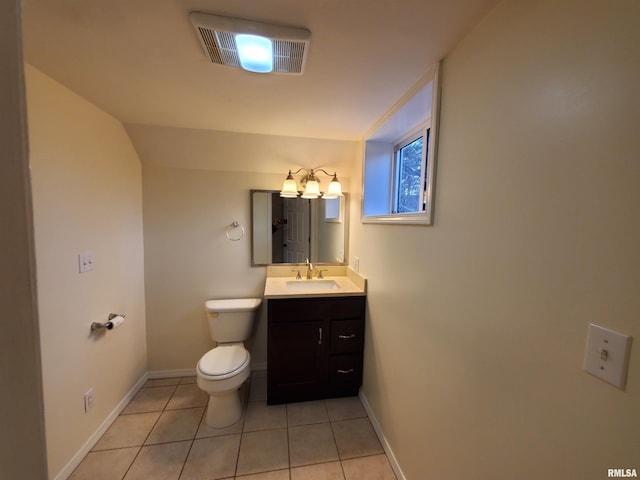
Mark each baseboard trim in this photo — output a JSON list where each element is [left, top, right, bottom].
[[147, 368, 196, 379], [251, 361, 267, 372], [54, 372, 149, 480], [359, 390, 407, 480]]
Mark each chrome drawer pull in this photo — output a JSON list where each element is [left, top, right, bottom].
[[319, 327, 323, 345], [337, 369, 354, 374], [338, 334, 356, 339]]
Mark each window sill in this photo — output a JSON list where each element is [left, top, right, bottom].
[[360, 211, 432, 225]]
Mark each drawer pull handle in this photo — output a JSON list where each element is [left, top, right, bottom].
[[338, 334, 356, 339], [337, 369, 354, 374], [319, 327, 323, 345]]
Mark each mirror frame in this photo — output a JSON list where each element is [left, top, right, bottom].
[[250, 189, 349, 267]]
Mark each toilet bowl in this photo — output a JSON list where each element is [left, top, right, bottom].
[[196, 298, 261, 428]]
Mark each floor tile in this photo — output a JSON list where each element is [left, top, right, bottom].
[[123, 441, 191, 480], [236, 470, 290, 480], [325, 397, 366, 421], [69, 447, 139, 480], [180, 376, 198, 384], [93, 412, 160, 450], [243, 402, 287, 432], [332, 418, 383, 459], [287, 400, 328, 426], [179, 434, 241, 480], [236, 428, 289, 476], [122, 386, 176, 414], [291, 461, 345, 480], [289, 422, 338, 467], [145, 407, 203, 444], [166, 384, 208, 410], [145, 377, 181, 387], [342, 454, 397, 480]]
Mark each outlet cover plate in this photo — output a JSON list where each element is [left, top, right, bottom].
[[78, 251, 94, 273], [584, 323, 632, 389]]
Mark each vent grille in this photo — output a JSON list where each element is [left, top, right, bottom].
[[191, 13, 310, 75], [273, 39, 306, 74]]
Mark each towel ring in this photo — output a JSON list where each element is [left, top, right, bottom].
[[226, 221, 244, 241]]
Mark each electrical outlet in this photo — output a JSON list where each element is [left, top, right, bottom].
[[78, 251, 94, 273], [353, 256, 360, 273], [84, 388, 94, 413]]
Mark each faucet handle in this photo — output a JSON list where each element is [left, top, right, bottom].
[[291, 269, 302, 280], [317, 269, 328, 279]]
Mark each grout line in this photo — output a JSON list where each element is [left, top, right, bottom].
[[285, 399, 291, 473], [327, 404, 345, 477], [234, 378, 251, 477]]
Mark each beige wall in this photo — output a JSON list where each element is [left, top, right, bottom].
[[26, 65, 147, 478], [0, 2, 48, 478], [134, 127, 359, 371], [351, 0, 640, 478], [141, 166, 272, 371]]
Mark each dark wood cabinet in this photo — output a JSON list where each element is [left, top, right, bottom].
[[267, 296, 366, 404]]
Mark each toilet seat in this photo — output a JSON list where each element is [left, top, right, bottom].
[[197, 344, 249, 380]]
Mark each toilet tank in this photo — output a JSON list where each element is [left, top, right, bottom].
[[205, 298, 262, 343]]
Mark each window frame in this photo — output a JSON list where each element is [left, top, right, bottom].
[[361, 62, 440, 225]]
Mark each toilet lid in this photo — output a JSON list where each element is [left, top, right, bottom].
[[198, 345, 249, 377]]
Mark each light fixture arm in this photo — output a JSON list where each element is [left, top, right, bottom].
[[311, 168, 335, 178], [288, 168, 338, 183]]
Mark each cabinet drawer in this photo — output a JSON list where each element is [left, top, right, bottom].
[[330, 319, 364, 353], [268, 297, 364, 323], [329, 354, 362, 395]]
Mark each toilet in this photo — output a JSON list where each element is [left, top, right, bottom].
[[196, 297, 262, 428]]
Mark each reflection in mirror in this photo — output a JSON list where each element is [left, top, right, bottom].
[[251, 190, 348, 266]]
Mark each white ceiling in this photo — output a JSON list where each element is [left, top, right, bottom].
[[22, 0, 498, 140]]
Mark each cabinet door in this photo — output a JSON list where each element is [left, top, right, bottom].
[[268, 320, 327, 404]]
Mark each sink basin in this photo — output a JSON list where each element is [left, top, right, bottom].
[[285, 279, 340, 291]]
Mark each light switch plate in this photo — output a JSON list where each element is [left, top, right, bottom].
[[584, 323, 632, 389]]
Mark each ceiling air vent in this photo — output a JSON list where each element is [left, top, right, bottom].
[[190, 12, 311, 75]]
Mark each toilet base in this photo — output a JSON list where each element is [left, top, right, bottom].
[[204, 389, 243, 428]]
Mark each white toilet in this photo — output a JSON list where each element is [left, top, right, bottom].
[[196, 297, 262, 428]]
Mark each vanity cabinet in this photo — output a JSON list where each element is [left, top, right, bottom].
[[267, 296, 366, 404]]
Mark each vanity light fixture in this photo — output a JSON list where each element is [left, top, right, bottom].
[[279, 168, 343, 199], [190, 12, 311, 74]]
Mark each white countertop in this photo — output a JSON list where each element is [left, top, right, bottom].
[[263, 266, 367, 299]]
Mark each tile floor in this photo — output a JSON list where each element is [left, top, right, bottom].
[[69, 372, 397, 480]]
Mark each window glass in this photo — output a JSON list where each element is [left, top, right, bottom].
[[395, 135, 424, 213]]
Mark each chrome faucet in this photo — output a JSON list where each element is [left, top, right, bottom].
[[305, 258, 313, 279]]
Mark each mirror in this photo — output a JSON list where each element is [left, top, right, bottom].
[[251, 190, 349, 266]]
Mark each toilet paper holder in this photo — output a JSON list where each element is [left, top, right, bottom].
[[91, 313, 126, 331]]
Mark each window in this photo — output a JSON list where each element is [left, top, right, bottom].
[[362, 63, 440, 225], [393, 131, 427, 214]]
